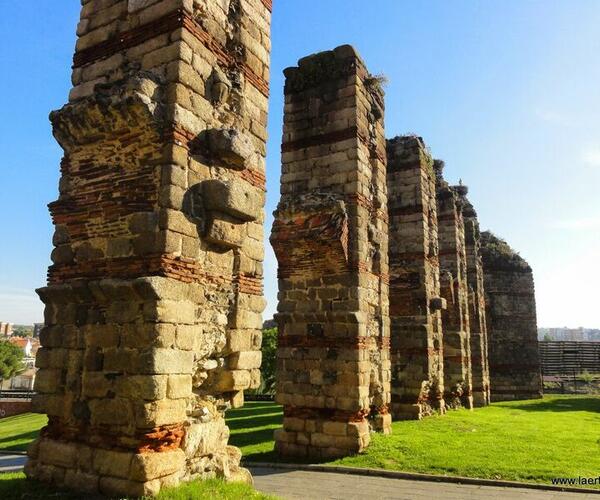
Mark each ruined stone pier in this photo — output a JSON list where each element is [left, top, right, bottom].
[[459, 194, 491, 406], [435, 163, 473, 410], [27, 0, 271, 496], [271, 45, 392, 459], [386, 136, 445, 420], [480, 232, 543, 402]]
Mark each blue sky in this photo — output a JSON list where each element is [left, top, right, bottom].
[[1, 1, 599, 327]]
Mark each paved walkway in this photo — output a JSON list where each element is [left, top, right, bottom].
[[249, 466, 598, 500], [0, 454, 26, 473]]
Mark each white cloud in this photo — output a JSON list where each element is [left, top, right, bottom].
[[581, 147, 600, 168]]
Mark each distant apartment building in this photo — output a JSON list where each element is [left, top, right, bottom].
[[0, 322, 13, 336], [539, 327, 600, 342], [33, 323, 43, 338]]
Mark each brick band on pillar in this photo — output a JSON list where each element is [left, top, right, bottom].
[[271, 45, 392, 459], [435, 162, 474, 410], [481, 232, 543, 401], [26, 0, 272, 496], [386, 136, 446, 420]]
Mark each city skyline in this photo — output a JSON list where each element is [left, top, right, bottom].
[[1, 1, 599, 328]]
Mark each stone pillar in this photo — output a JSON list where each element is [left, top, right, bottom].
[[480, 232, 543, 401], [26, 1, 271, 497], [271, 45, 391, 459], [386, 136, 445, 420], [460, 196, 491, 406], [435, 163, 473, 410]]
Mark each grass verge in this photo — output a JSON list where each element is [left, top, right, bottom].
[[0, 473, 275, 499], [0, 413, 47, 453], [227, 396, 600, 489]]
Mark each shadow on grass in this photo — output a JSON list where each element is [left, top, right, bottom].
[[230, 427, 278, 449], [0, 429, 40, 451], [0, 474, 87, 500], [495, 397, 600, 413], [228, 404, 280, 416], [227, 415, 283, 431]]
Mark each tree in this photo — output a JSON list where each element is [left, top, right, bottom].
[[251, 327, 277, 395], [12, 325, 33, 338], [0, 341, 25, 388]]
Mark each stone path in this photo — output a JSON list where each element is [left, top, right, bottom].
[[0, 453, 26, 473], [248, 466, 598, 500], [1, 457, 596, 498]]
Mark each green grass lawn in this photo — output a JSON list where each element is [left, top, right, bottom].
[[1, 395, 598, 490], [0, 473, 274, 499], [228, 396, 600, 488], [0, 413, 47, 452]]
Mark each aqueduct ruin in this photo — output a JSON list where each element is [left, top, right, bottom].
[[27, 1, 541, 496]]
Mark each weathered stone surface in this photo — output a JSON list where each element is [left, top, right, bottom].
[[387, 136, 445, 420], [271, 45, 391, 459], [93, 449, 134, 480], [202, 180, 263, 222], [182, 420, 229, 457], [130, 449, 186, 482], [457, 194, 491, 407], [27, 0, 271, 496], [435, 162, 473, 410], [481, 232, 543, 401], [205, 213, 247, 249], [207, 129, 258, 170]]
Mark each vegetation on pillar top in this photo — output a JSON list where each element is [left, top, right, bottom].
[[480, 231, 531, 272], [386, 135, 435, 174], [284, 44, 371, 94]]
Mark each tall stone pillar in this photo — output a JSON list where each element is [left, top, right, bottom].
[[386, 136, 445, 420], [460, 195, 491, 406], [435, 163, 473, 410], [26, 1, 272, 496], [480, 232, 543, 401], [271, 45, 391, 459]]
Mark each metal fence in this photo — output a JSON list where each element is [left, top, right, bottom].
[[539, 341, 600, 376], [0, 389, 35, 400]]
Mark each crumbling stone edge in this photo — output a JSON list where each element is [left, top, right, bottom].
[[246, 463, 598, 495]]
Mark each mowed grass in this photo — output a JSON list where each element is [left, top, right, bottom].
[[0, 473, 275, 500], [0, 412, 47, 452], [2, 396, 599, 488], [334, 396, 600, 485], [228, 396, 600, 488], [227, 402, 283, 460]]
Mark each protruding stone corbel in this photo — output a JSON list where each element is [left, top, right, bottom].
[[205, 212, 246, 249], [207, 128, 257, 170], [202, 179, 262, 222], [185, 179, 262, 249], [430, 297, 448, 311]]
